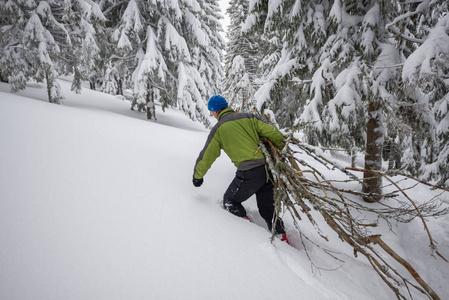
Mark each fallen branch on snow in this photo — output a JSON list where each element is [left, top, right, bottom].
[[259, 136, 448, 300]]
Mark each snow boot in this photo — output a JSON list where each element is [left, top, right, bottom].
[[279, 233, 290, 245]]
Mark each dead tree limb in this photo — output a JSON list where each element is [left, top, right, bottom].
[[259, 137, 448, 300]]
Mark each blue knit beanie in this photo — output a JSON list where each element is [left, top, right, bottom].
[[208, 94, 228, 112]]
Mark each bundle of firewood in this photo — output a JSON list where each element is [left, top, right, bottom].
[[260, 135, 448, 300]]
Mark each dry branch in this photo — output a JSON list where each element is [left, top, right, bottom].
[[259, 137, 448, 300]]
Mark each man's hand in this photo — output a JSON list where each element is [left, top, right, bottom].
[[193, 177, 204, 187]]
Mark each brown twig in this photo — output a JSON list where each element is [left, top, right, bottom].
[[369, 235, 440, 300], [346, 167, 448, 263], [258, 137, 448, 300]]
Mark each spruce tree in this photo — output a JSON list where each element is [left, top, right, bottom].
[[104, 0, 145, 110], [66, 0, 107, 93], [0, 0, 64, 103], [223, 0, 258, 111], [106, 0, 224, 122], [245, 0, 449, 194], [396, 1, 449, 187], [244, 0, 320, 126], [195, 0, 225, 98], [0, 0, 105, 103]]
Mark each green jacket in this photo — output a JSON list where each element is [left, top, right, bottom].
[[193, 108, 283, 179]]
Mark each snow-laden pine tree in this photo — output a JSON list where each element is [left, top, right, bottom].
[[244, 0, 449, 193], [248, 0, 342, 129], [101, 62, 118, 95], [395, 1, 449, 187], [0, 0, 64, 103], [0, 0, 105, 103], [196, 0, 225, 99], [65, 0, 107, 93], [103, 0, 145, 110], [223, 0, 258, 111], [172, 0, 225, 122], [100, 0, 138, 97], [106, 0, 224, 122]]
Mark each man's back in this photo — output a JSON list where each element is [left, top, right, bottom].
[[215, 110, 268, 169], [194, 108, 283, 179]]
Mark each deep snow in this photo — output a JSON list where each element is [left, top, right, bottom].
[[1, 81, 448, 300]]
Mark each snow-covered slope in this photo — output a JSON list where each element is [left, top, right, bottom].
[[1, 81, 448, 300]]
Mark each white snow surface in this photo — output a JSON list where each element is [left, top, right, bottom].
[[1, 80, 449, 300]]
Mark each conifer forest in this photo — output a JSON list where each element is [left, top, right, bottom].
[[2, 2, 449, 299], [1, 0, 448, 189]]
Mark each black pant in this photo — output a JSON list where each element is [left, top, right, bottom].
[[223, 165, 286, 234]]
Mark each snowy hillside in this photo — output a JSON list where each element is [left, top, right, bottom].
[[1, 81, 448, 300]]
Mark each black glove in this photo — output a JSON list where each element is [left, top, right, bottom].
[[193, 177, 204, 187]]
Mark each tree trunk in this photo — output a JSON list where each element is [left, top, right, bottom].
[[0, 70, 8, 83], [116, 76, 123, 95], [44, 67, 59, 104], [351, 146, 357, 168], [146, 80, 156, 120], [44, 66, 61, 104], [363, 100, 383, 202], [90, 79, 96, 90], [45, 68, 52, 103]]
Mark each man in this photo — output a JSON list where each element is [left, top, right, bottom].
[[193, 94, 289, 244]]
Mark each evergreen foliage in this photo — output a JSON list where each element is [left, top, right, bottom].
[[0, 0, 106, 103], [103, 0, 225, 122], [240, 0, 449, 188], [1, 0, 447, 187], [0, 0, 224, 123], [223, 0, 258, 111], [397, 2, 449, 187]]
